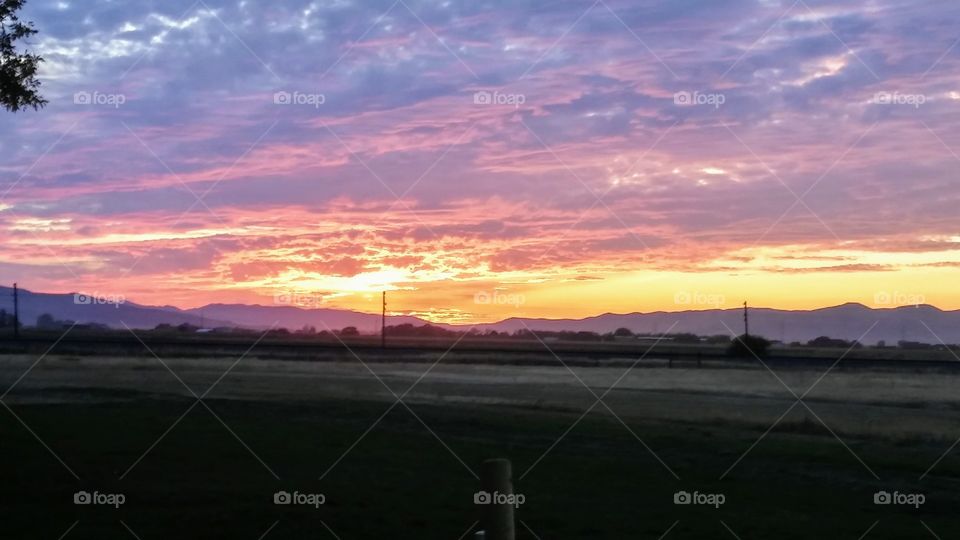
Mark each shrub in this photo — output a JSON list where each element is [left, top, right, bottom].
[[727, 334, 771, 358]]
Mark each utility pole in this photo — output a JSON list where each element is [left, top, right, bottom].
[[381, 291, 386, 349], [13, 283, 20, 339], [743, 301, 749, 338]]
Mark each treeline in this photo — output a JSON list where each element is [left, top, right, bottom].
[[386, 324, 735, 343], [151, 323, 361, 337], [131, 322, 736, 344], [8, 316, 960, 352], [790, 336, 954, 350], [143, 322, 736, 343]]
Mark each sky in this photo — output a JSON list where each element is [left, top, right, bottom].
[[1, 0, 959, 323]]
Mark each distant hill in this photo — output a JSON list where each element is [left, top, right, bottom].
[[0, 286, 232, 330], [462, 303, 960, 345], [0, 287, 434, 332], [182, 303, 431, 333], [1, 287, 957, 344]]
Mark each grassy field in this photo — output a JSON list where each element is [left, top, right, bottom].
[[1, 354, 959, 539]]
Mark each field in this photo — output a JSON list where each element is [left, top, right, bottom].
[[1, 347, 959, 539]]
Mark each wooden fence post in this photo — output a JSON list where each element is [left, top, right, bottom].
[[479, 458, 515, 540]]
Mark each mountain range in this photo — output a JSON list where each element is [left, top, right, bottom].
[[1, 286, 956, 345]]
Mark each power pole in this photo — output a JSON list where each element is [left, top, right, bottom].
[[13, 283, 20, 339], [743, 301, 749, 338], [381, 291, 386, 349]]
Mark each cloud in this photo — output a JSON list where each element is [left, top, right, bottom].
[[2, 0, 960, 317]]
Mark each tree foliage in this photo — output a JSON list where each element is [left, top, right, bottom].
[[1, 0, 46, 112], [727, 334, 771, 358]]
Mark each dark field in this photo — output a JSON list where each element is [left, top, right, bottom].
[[1, 348, 959, 539]]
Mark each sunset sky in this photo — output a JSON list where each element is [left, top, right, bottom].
[[2, 0, 959, 323]]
